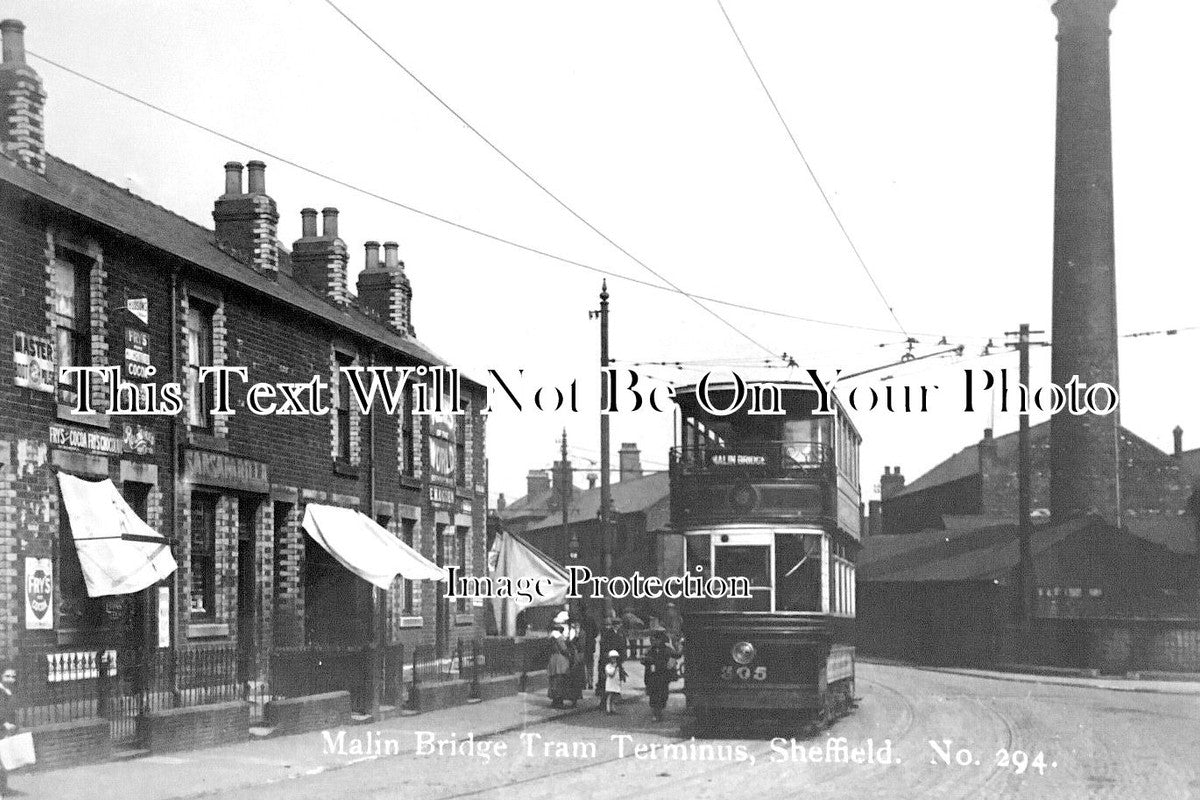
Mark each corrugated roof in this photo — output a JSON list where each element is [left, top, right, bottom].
[[0, 155, 484, 382], [859, 517, 1091, 583]]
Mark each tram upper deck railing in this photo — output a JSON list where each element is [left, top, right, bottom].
[[670, 440, 831, 475]]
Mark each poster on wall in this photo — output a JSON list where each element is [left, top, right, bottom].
[[24, 557, 53, 630], [13, 332, 55, 393]]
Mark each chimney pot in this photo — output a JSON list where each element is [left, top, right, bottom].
[[246, 160, 266, 194], [322, 207, 339, 239], [1173, 425, 1184, 457], [893, 465, 901, 473], [300, 207, 318, 238], [983, 428, 994, 441], [1, 19, 26, 65], [223, 162, 244, 196], [383, 241, 399, 269], [364, 241, 381, 271], [883, 466, 891, 475]]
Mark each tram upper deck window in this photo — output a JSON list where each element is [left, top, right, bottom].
[[783, 419, 828, 465], [774, 533, 823, 612]]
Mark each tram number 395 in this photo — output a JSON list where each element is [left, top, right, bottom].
[[720, 665, 767, 681]]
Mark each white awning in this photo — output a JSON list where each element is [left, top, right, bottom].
[[489, 531, 571, 637], [56, 472, 178, 597], [301, 504, 447, 590]]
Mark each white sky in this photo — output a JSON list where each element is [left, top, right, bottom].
[[11, 1, 1200, 506]]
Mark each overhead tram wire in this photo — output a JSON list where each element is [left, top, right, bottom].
[[323, 0, 779, 360], [716, 0, 909, 339], [28, 51, 1008, 343]]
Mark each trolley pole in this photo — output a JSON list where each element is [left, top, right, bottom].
[[590, 281, 613, 618], [1006, 324, 1043, 627]]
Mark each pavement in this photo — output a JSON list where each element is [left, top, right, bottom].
[[859, 657, 1200, 695], [10, 662, 661, 800]]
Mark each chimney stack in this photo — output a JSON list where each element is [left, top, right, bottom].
[[496, 493, 507, 513], [213, 159, 280, 275], [1173, 426, 1183, 457], [356, 238, 415, 337], [1048, 0, 1120, 523], [291, 206, 349, 305], [880, 466, 906, 501], [0, 20, 46, 175], [526, 470, 550, 498], [618, 443, 643, 482]]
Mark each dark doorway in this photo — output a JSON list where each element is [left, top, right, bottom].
[[435, 524, 449, 658]]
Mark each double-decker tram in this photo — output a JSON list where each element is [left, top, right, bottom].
[[670, 380, 860, 729]]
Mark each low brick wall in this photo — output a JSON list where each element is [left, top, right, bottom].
[[264, 691, 352, 736], [139, 701, 249, 753], [28, 717, 111, 771]]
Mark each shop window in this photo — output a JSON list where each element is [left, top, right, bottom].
[[51, 250, 93, 406], [185, 298, 216, 429], [401, 519, 416, 614], [190, 493, 218, 620]]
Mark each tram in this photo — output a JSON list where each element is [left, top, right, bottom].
[[670, 380, 860, 728]]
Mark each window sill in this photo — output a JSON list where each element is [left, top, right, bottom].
[[454, 613, 475, 626], [399, 476, 421, 491], [186, 622, 230, 639], [398, 616, 423, 629], [57, 404, 111, 429], [333, 460, 361, 478]]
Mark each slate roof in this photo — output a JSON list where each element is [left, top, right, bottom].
[[522, 471, 671, 533], [892, 421, 1179, 499], [1, 154, 483, 384]]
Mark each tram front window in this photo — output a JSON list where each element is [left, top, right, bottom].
[[714, 544, 771, 611], [775, 534, 822, 612]]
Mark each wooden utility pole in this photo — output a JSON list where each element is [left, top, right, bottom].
[[590, 281, 613, 616], [1006, 324, 1044, 625]]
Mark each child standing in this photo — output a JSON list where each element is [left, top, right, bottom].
[[602, 650, 624, 714]]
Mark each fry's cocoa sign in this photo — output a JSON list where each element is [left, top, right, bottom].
[[25, 557, 53, 630]]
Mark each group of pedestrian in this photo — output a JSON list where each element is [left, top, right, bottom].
[[546, 604, 681, 721]]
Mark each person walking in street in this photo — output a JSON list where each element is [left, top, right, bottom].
[[601, 651, 624, 714], [547, 613, 572, 709], [595, 614, 626, 702], [580, 603, 599, 690], [564, 612, 586, 707], [0, 665, 19, 796], [641, 629, 680, 723]]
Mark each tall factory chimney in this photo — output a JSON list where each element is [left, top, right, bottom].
[[1048, 0, 1120, 523]]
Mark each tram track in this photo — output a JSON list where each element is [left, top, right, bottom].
[[433, 672, 916, 800]]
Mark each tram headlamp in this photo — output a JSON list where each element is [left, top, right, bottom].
[[731, 641, 756, 665]]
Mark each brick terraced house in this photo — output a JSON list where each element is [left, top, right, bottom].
[[0, 19, 488, 760]]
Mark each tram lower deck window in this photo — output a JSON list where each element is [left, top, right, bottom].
[[775, 534, 822, 612]]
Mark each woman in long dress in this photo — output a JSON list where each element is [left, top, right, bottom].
[[547, 625, 572, 708]]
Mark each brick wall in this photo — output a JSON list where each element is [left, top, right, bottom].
[[138, 700, 249, 753]]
